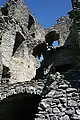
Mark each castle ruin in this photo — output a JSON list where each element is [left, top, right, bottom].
[[0, 0, 80, 120]]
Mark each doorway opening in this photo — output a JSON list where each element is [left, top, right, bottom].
[[0, 93, 41, 120]]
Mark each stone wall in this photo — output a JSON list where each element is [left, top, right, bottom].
[[0, 78, 45, 101], [35, 71, 80, 120], [0, 0, 45, 84], [1, 0, 80, 120]]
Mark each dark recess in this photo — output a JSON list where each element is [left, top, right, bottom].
[[12, 32, 25, 56], [2, 65, 10, 78], [65, 70, 80, 89], [33, 42, 47, 58], [27, 15, 34, 30], [55, 64, 74, 73], [45, 31, 59, 46], [31, 33, 35, 38], [0, 93, 41, 120], [1, 5, 8, 16], [0, 17, 3, 23]]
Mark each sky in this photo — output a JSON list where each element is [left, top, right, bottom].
[[0, 0, 72, 27]]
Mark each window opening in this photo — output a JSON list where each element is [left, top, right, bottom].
[[27, 15, 35, 30], [45, 31, 59, 46], [52, 40, 59, 47], [12, 32, 25, 56]]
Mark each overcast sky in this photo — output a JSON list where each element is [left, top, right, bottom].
[[0, 0, 72, 28]]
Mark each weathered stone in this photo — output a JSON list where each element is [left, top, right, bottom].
[[40, 102, 50, 110], [66, 107, 75, 115], [59, 115, 70, 120], [58, 103, 66, 112], [76, 109, 80, 115], [59, 97, 67, 103], [66, 88, 77, 93], [46, 107, 52, 114], [52, 107, 60, 115], [77, 100, 80, 107], [36, 114, 45, 119], [71, 114, 80, 120], [50, 81, 58, 90], [1, 0, 80, 120], [50, 116, 58, 120], [53, 99, 60, 104], [46, 90, 55, 97], [68, 99, 77, 107], [58, 84, 68, 89]]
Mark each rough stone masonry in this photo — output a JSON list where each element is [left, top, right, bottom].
[[1, 0, 80, 120]]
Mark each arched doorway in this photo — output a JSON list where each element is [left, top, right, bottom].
[[45, 31, 59, 47], [0, 93, 41, 120]]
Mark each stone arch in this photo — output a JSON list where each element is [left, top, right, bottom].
[[27, 14, 35, 31], [45, 31, 60, 46], [0, 93, 41, 120]]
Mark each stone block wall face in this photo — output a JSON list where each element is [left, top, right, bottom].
[[35, 72, 80, 120], [0, 17, 37, 83], [0, 0, 46, 84]]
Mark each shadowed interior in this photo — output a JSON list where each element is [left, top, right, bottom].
[[12, 32, 25, 56], [0, 93, 41, 120], [27, 14, 35, 30]]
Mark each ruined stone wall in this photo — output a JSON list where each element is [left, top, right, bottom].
[[45, 16, 72, 46], [35, 72, 80, 120], [0, 0, 45, 84], [1, 70, 80, 120], [0, 79, 45, 101], [1, 0, 80, 120]]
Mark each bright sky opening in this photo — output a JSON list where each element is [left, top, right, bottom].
[[0, 0, 72, 28]]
